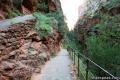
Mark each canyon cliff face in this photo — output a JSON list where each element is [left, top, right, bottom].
[[74, 16, 101, 54], [0, 0, 62, 20], [0, 0, 64, 80], [75, 0, 120, 53], [0, 19, 62, 80], [75, 0, 120, 76]]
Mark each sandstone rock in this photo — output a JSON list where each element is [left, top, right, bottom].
[[19, 42, 31, 54], [0, 75, 9, 80], [30, 42, 43, 52], [39, 52, 49, 62], [34, 68, 41, 73], [28, 47, 38, 55], [21, 60, 40, 68], [26, 31, 37, 38], [18, 54, 27, 60], [7, 38, 16, 43], [8, 50, 20, 59], [12, 67, 33, 80], [0, 45, 6, 50], [0, 33, 6, 37], [1, 61, 16, 71], [1, 47, 13, 56]]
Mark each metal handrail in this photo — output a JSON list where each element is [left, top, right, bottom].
[[67, 48, 119, 80]]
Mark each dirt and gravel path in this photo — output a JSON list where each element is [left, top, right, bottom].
[[31, 49, 73, 80]]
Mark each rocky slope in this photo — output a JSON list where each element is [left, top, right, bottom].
[[0, 0, 65, 80]]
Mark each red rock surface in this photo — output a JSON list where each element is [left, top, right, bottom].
[[0, 19, 62, 80], [0, 0, 63, 79], [0, 0, 61, 20]]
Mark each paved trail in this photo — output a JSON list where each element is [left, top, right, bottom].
[[31, 49, 73, 80], [0, 15, 35, 29]]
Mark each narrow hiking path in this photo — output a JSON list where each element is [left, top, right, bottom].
[[0, 15, 35, 29], [31, 49, 73, 80]]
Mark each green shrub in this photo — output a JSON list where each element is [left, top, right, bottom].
[[36, 2, 48, 10], [104, 0, 120, 10], [33, 12, 53, 38], [86, 13, 120, 76], [8, 9, 22, 18], [46, 11, 68, 36], [64, 31, 82, 52]]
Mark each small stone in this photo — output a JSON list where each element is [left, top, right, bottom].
[[0, 33, 6, 37], [34, 68, 41, 73], [2, 61, 16, 71], [0, 45, 6, 50], [26, 31, 37, 38]]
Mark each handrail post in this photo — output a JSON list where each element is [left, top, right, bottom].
[[69, 48, 118, 80], [86, 60, 89, 80], [74, 51, 75, 64], [72, 50, 74, 59], [70, 49, 72, 57], [78, 54, 80, 77]]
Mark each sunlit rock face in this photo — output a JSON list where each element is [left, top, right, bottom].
[[78, 0, 108, 17], [75, 0, 109, 54], [78, 0, 87, 17], [50, 0, 62, 11]]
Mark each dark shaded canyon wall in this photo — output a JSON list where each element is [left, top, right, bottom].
[[74, 0, 120, 55], [74, 16, 101, 55], [0, 0, 62, 20]]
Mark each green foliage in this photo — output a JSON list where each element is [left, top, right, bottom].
[[8, 9, 22, 18], [46, 11, 68, 36], [33, 12, 53, 38], [46, 10, 80, 53], [87, 13, 120, 76], [64, 31, 81, 52], [36, 2, 48, 10], [104, 0, 120, 10]]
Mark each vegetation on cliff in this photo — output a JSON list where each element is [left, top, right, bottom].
[[0, 0, 67, 80], [33, 12, 53, 38], [73, 0, 120, 77]]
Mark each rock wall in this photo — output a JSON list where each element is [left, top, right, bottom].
[[0, 0, 62, 20], [0, 19, 62, 80], [74, 16, 101, 54], [0, 0, 64, 79]]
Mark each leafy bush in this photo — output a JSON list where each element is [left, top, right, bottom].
[[46, 11, 68, 36], [64, 31, 81, 52], [33, 12, 53, 38], [8, 9, 22, 18], [104, 0, 120, 10], [36, 2, 48, 10], [87, 13, 120, 76]]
